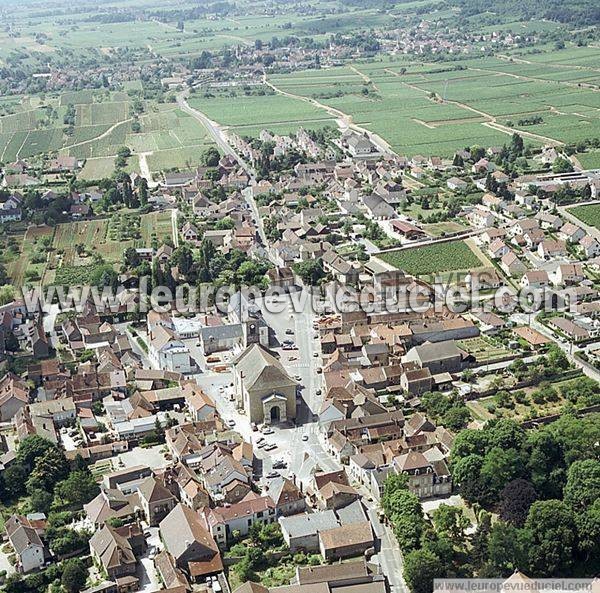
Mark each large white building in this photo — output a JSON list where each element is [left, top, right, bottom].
[[147, 311, 196, 374]]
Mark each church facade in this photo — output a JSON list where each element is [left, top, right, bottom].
[[232, 344, 297, 424]]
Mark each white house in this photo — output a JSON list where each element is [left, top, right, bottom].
[[559, 222, 585, 244], [6, 515, 45, 573], [467, 206, 495, 228], [580, 235, 600, 258], [148, 324, 195, 374]]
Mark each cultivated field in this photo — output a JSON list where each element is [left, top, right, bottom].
[[0, 91, 215, 177], [262, 47, 600, 156], [567, 204, 600, 229], [575, 151, 600, 169], [455, 336, 511, 363], [376, 239, 484, 276], [6, 211, 174, 286], [188, 90, 336, 139]]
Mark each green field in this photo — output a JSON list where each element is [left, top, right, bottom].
[[40, 211, 173, 285], [567, 204, 600, 230], [188, 91, 335, 139], [575, 151, 600, 169], [376, 239, 483, 275], [456, 336, 511, 363], [0, 92, 215, 176], [259, 48, 600, 156], [79, 157, 117, 180]]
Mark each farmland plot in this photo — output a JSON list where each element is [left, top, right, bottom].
[[376, 240, 484, 276]]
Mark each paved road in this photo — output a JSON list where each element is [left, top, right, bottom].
[[367, 507, 406, 593], [171, 208, 179, 247], [176, 88, 407, 588], [176, 90, 256, 180], [137, 527, 163, 593], [243, 186, 269, 248]]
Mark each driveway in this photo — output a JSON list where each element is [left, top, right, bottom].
[[137, 527, 162, 593]]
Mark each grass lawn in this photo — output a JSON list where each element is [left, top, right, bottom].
[[141, 211, 173, 244], [376, 239, 482, 276], [79, 156, 116, 180], [422, 221, 468, 237], [455, 336, 511, 363], [567, 203, 600, 230], [575, 151, 600, 169]]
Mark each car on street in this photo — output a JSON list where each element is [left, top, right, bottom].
[[266, 471, 280, 479], [285, 329, 294, 335], [264, 443, 277, 451], [262, 426, 274, 434], [256, 437, 265, 445], [302, 434, 309, 441], [316, 389, 322, 395], [227, 419, 236, 427]]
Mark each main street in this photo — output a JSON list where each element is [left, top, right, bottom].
[[175, 89, 407, 590]]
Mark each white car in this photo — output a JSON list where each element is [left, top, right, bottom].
[[302, 434, 309, 441], [227, 419, 236, 427]]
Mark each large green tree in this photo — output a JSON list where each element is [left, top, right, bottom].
[[524, 500, 576, 576], [403, 549, 446, 593], [563, 459, 600, 513], [61, 558, 87, 593]]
